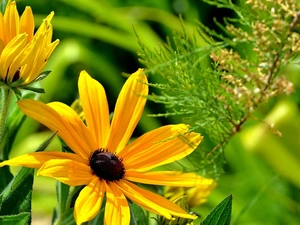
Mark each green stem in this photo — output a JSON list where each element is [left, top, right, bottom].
[[0, 87, 12, 146]]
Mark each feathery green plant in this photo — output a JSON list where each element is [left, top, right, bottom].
[[139, 0, 299, 177]]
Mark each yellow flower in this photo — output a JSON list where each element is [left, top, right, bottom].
[[0, 69, 215, 225], [0, 1, 59, 87], [165, 182, 217, 208]]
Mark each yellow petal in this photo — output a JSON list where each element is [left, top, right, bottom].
[[104, 182, 130, 225], [18, 100, 93, 160], [38, 159, 93, 186], [0, 151, 86, 168], [0, 13, 6, 45], [35, 11, 54, 37], [107, 69, 148, 154], [74, 177, 105, 225], [0, 38, 4, 80], [186, 182, 217, 208], [20, 6, 34, 42], [8, 36, 38, 80], [117, 180, 196, 220], [21, 37, 59, 84], [48, 101, 98, 153], [78, 71, 110, 148], [3, 1, 19, 44], [125, 170, 215, 187], [119, 124, 202, 172], [0, 33, 27, 81]]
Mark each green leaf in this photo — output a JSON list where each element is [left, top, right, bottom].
[[0, 212, 31, 225], [52, 186, 84, 225], [36, 131, 57, 152], [20, 86, 45, 94], [11, 87, 22, 100], [89, 207, 105, 225], [201, 194, 232, 225], [0, 166, 13, 193], [129, 202, 147, 225], [0, 167, 34, 216], [33, 71, 51, 82], [56, 181, 70, 216], [53, 207, 76, 225]]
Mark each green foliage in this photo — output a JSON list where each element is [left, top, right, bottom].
[[0, 0, 299, 225], [129, 202, 147, 225], [0, 213, 31, 225], [139, 0, 300, 177], [201, 194, 232, 225], [0, 0, 8, 14], [0, 167, 33, 222]]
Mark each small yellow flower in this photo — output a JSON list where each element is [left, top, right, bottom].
[[165, 182, 217, 208], [0, 1, 59, 87], [0, 69, 215, 225]]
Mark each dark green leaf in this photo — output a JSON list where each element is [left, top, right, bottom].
[[0, 167, 34, 216], [0, 212, 31, 225], [129, 202, 147, 225], [0, 166, 13, 193], [20, 86, 45, 94], [201, 194, 232, 225]]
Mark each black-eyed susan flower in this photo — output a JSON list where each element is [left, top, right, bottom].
[[0, 69, 215, 225], [0, 1, 59, 91]]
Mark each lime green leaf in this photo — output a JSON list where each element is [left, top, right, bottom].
[[0, 212, 31, 225], [201, 194, 232, 225], [0, 168, 34, 215], [129, 202, 147, 225]]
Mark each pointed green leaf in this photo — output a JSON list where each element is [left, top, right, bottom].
[[10, 78, 24, 88], [0, 167, 34, 215], [20, 86, 45, 94], [0, 212, 31, 225], [36, 131, 57, 152], [201, 194, 232, 225], [129, 202, 147, 225], [33, 71, 51, 82]]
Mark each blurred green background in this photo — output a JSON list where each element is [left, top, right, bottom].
[[9, 0, 300, 224]]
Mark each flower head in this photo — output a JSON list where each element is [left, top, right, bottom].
[[0, 1, 59, 88], [0, 69, 215, 225]]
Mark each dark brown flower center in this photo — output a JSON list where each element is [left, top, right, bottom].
[[89, 149, 125, 181]]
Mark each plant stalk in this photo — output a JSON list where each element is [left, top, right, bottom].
[[0, 86, 12, 145]]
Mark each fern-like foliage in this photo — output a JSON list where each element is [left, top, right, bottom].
[[138, 0, 300, 178]]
